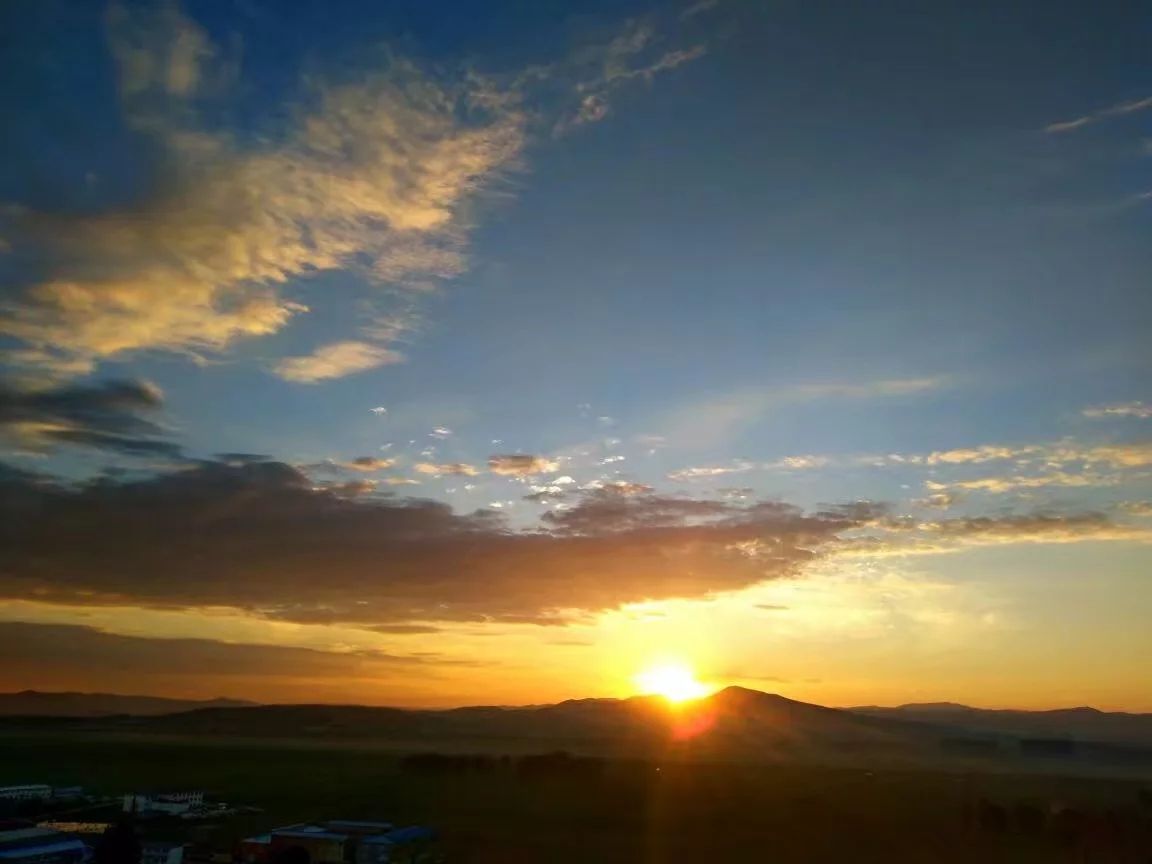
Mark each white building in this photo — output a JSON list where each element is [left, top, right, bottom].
[[123, 791, 204, 815], [0, 786, 52, 802]]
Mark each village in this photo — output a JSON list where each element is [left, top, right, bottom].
[[0, 784, 439, 864]]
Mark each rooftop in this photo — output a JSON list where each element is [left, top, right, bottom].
[[0, 830, 59, 847]]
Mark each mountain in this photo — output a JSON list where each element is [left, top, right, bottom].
[[0, 690, 258, 717], [4, 688, 1150, 775], [848, 703, 1152, 747], [0, 687, 944, 763]]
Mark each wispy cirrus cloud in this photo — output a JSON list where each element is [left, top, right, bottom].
[[1083, 401, 1152, 420], [910, 512, 1151, 547], [680, 0, 719, 20], [667, 455, 830, 481], [654, 377, 945, 450], [666, 435, 1152, 499], [668, 461, 755, 481], [547, 19, 707, 134], [1045, 95, 1152, 134], [846, 512, 1152, 558], [925, 470, 1126, 495]]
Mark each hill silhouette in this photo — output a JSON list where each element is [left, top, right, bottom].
[[0, 690, 257, 717], [4, 687, 1151, 774], [849, 701, 1152, 747]]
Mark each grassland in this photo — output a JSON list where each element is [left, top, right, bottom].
[[3, 732, 1150, 863]]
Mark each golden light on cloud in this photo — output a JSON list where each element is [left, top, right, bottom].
[[634, 661, 711, 703]]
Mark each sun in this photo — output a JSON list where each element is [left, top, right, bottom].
[[634, 661, 710, 704]]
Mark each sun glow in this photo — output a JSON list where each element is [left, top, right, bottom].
[[635, 661, 710, 703]]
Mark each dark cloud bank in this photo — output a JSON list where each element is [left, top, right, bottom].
[[0, 378, 179, 456], [0, 458, 861, 627]]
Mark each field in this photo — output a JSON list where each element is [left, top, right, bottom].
[[3, 732, 1151, 863]]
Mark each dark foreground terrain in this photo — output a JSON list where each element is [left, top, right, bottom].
[[3, 733, 1151, 863]]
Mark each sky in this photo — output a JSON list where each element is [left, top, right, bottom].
[[0, 0, 1150, 711]]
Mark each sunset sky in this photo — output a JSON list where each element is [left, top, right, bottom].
[[1, 0, 1150, 711]]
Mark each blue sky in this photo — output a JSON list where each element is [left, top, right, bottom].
[[0, 0, 1150, 707]]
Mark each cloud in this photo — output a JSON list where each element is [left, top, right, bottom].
[[549, 19, 707, 134], [767, 455, 830, 470], [1, 4, 525, 380], [2, 5, 709, 384], [844, 511, 1152, 558], [913, 492, 958, 510], [106, 0, 219, 99], [598, 481, 654, 495], [413, 462, 479, 476], [324, 479, 378, 497], [0, 620, 480, 697], [343, 457, 397, 472], [925, 470, 1128, 494], [1118, 501, 1152, 517], [301, 457, 398, 475], [872, 437, 1152, 472], [216, 452, 273, 464], [274, 342, 406, 383], [668, 461, 755, 481], [362, 624, 443, 635], [0, 378, 180, 457], [541, 487, 733, 534], [790, 378, 944, 399], [913, 440, 1152, 495], [914, 513, 1151, 547], [0, 459, 862, 627], [680, 0, 719, 20], [668, 455, 827, 479], [1079, 442, 1152, 467], [922, 445, 1028, 465], [1083, 401, 1152, 419], [488, 454, 560, 476], [654, 377, 945, 449], [1046, 95, 1152, 134]]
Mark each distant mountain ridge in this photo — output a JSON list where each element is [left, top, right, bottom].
[[0, 690, 258, 717], [4, 688, 1151, 766], [848, 702, 1152, 747]]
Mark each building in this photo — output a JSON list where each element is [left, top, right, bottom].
[[123, 792, 204, 816], [0, 828, 88, 864], [353, 831, 434, 864], [0, 788, 52, 804], [35, 824, 108, 837], [239, 822, 435, 864], [269, 828, 346, 864], [48, 791, 82, 803], [142, 840, 185, 864]]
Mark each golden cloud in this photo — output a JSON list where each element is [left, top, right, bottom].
[[414, 462, 480, 476], [488, 454, 560, 476], [1, 5, 525, 380]]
